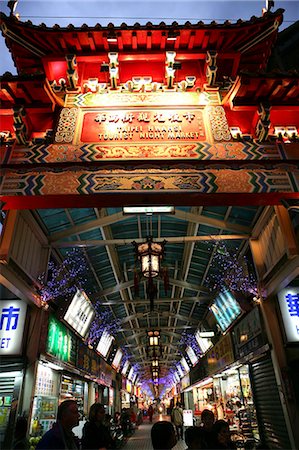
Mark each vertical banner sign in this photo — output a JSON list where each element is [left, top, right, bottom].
[[278, 288, 299, 342], [46, 315, 76, 364], [0, 300, 27, 355]]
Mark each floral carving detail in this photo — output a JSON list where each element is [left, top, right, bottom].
[[55, 107, 79, 143], [207, 106, 231, 141], [132, 176, 165, 190]]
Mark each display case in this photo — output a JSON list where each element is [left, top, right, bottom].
[[30, 363, 60, 439], [31, 396, 58, 435], [0, 396, 12, 447], [60, 374, 84, 418]]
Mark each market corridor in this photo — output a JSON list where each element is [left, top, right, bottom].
[[124, 415, 186, 450]]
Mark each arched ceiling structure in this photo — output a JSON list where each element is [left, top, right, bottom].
[[34, 204, 259, 392]]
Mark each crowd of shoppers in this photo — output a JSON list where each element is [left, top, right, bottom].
[[30, 400, 138, 450], [12, 400, 258, 450]]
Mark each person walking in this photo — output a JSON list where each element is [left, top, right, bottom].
[[81, 403, 114, 450], [148, 404, 154, 423], [36, 400, 80, 450], [171, 402, 184, 440]]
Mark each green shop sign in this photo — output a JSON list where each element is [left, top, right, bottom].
[[46, 315, 76, 364]]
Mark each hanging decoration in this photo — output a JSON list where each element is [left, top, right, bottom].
[[132, 236, 168, 311], [88, 303, 121, 346], [38, 249, 88, 303], [179, 330, 201, 356], [205, 241, 258, 295]]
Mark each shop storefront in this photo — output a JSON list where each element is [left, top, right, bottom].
[[0, 297, 27, 449], [233, 305, 291, 448], [30, 315, 84, 440], [121, 376, 131, 409]]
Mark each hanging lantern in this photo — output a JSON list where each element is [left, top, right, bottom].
[[148, 330, 160, 346], [134, 236, 166, 278], [133, 237, 167, 310]]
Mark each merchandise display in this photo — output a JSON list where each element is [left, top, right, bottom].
[[60, 374, 85, 418], [30, 364, 59, 438]]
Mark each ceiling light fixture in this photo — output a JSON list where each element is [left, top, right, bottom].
[[123, 206, 174, 215]]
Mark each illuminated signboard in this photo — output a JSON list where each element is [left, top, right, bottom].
[[128, 367, 134, 381], [80, 109, 206, 143], [96, 329, 114, 358], [186, 346, 198, 366], [132, 373, 138, 384], [195, 331, 213, 354], [63, 290, 95, 338], [112, 349, 123, 370], [177, 363, 184, 378], [278, 287, 299, 343], [121, 360, 129, 376], [211, 290, 242, 332], [46, 315, 76, 364], [0, 300, 27, 355], [181, 357, 190, 373], [173, 371, 180, 384]]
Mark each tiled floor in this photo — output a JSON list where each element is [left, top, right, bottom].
[[124, 415, 186, 450]]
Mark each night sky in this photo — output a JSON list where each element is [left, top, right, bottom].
[[0, 1, 298, 74]]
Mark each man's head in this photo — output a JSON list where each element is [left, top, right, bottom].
[[151, 421, 177, 450], [201, 409, 215, 431], [185, 426, 204, 449], [89, 403, 106, 424], [57, 400, 80, 430], [213, 420, 231, 445]]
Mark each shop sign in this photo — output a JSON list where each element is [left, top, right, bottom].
[[96, 329, 114, 358], [206, 334, 234, 375], [63, 290, 95, 338], [211, 290, 242, 332], [0, 300, 27, 355], [278, 287, 299, 343], [190, 360, 208, 385], [183, 410, 193, 426], [181, 373, 190, 390], [112, 348, 123, 370], [80, 109, 206, 143], [77, 341, 100, 377], [46, 315, 76, 364], [99, 359, 113, 386], [233, 307, 265, 358], [126, 380, 132, 393]]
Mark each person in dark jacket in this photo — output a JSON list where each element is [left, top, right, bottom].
[[185, 426, 205, 449], [81, 403, 114, 450], [200, 409, 215, 448], [36, 400, 80, 450], [151, 421, 177, 450], [13, 417, 30, 450], [212, 420, 237, 450]]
